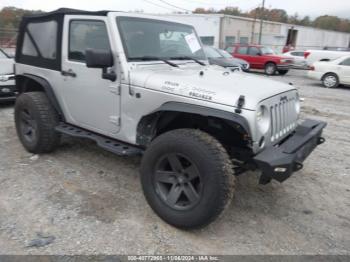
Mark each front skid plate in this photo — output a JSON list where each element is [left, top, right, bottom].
[[55, 123, 143, 156]]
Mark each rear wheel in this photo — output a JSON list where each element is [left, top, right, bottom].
[[265, 62, 277, 75], [140, 129, 235, 229], [322, 73, 339, 88], [278, 70, 289, 75], [15, 92, 61, 153]]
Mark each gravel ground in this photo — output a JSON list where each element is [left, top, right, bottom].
[[0, 69, 349, 255]]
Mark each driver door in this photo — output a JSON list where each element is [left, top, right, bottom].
[[60, 16, 120, 136], [247, 47, 264, 69], [339, 58, 350, 84]]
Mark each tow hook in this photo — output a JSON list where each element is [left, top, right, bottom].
[[317, 137, 325, 145], [294, 162, 303, 172]]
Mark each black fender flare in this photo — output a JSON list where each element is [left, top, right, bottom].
[[17, 74, 65, 120], [136, 101, 251, 146]]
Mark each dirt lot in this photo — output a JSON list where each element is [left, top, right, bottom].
[[0, 70, 349, 255]]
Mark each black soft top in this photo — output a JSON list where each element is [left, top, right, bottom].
[[22, 8, 110, 20], [16, 8, 113, 71]]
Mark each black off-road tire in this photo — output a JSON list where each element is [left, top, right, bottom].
[[278, 70, 289, 75], [140, 129, 235, 229], [15, 92, 61, 153], [265, 62, 277, 75]]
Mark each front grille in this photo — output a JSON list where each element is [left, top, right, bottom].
[[269, 97, 297, 142]]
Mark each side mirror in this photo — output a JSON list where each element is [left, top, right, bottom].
[[257, 52, 262, 56], [86, 49, 113, 68], [85, 49, 116, 81]]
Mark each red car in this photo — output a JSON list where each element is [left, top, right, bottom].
[[226, 44, 294, 75]]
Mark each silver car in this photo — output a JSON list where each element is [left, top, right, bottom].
[[0, 48, 16, 102]]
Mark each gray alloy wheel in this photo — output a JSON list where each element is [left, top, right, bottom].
[[265, 63, 277, 75], [154, 153, 202, 211], [322, 73, 339, 88]]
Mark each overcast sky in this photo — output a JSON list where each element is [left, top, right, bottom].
[[1, 0, 349, 19]]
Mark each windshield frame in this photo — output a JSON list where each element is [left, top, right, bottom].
[[116, 16, 206, 62]]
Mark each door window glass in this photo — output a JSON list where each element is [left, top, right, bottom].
[[69, 20, 111, 62], [248, 47, 261, 56], [237, 47, 248, 54], [340, 58, 350, 66], [226, 46, 234, 53]]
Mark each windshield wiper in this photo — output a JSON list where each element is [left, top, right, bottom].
[[129, 56, 178, 67], [169, 56, 206, 66]]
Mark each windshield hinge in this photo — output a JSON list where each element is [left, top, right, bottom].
[[235, 95, 245, 114], [109, 84, 121, 95], [109, 116, 120, 126]]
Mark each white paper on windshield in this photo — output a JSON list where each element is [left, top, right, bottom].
[[185, 33, 201, 53]]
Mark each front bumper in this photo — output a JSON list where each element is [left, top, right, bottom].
[[0, 77, 17, 102], [276, 64, 293, 70], [254, 119, 326, 183], [308, 70, 323, 81]]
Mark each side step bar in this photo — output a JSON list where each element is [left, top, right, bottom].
[[55, 123, 143, 156]]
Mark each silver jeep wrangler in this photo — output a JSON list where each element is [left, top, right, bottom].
[[14, 9, 326, 229]]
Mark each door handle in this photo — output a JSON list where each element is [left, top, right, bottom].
[[61, 69, 76, 77]]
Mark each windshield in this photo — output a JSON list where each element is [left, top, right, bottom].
[[260, 46, 275, 55], [203, 46, 222, 58], [117, 17, 206, 61], [217, 49, 232, 58]]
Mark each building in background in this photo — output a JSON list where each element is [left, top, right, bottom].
[[159, 14, 350, 53]]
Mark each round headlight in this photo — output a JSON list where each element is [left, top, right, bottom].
[[295, 93, 301, 115], [256, 105, 270, 134]]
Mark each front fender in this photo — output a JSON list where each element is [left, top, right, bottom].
[[136, 101, 251, 146]]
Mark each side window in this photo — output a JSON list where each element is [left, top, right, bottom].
[[248, 47, 260, 56], [340, 58, 350, 66], [22, 33, 38, 56], [69, 20, 111, 62], [292, 52, 304, 57], [226, 46, 234, 53], [22, 21, 57, 59], [237, 47, 248, 55]]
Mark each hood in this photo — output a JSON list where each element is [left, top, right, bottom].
[[130, 64, 296, 110], [209, 57, 247, 67], [208, 57, 241, 67], [0, 58, 14, 75]]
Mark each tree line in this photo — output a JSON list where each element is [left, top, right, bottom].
[[193, 7, 350, 33], [1, 6, 350, 34]]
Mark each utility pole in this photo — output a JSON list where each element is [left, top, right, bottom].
[[251, 6, 258, 44], [258, 0, 266, 44]]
